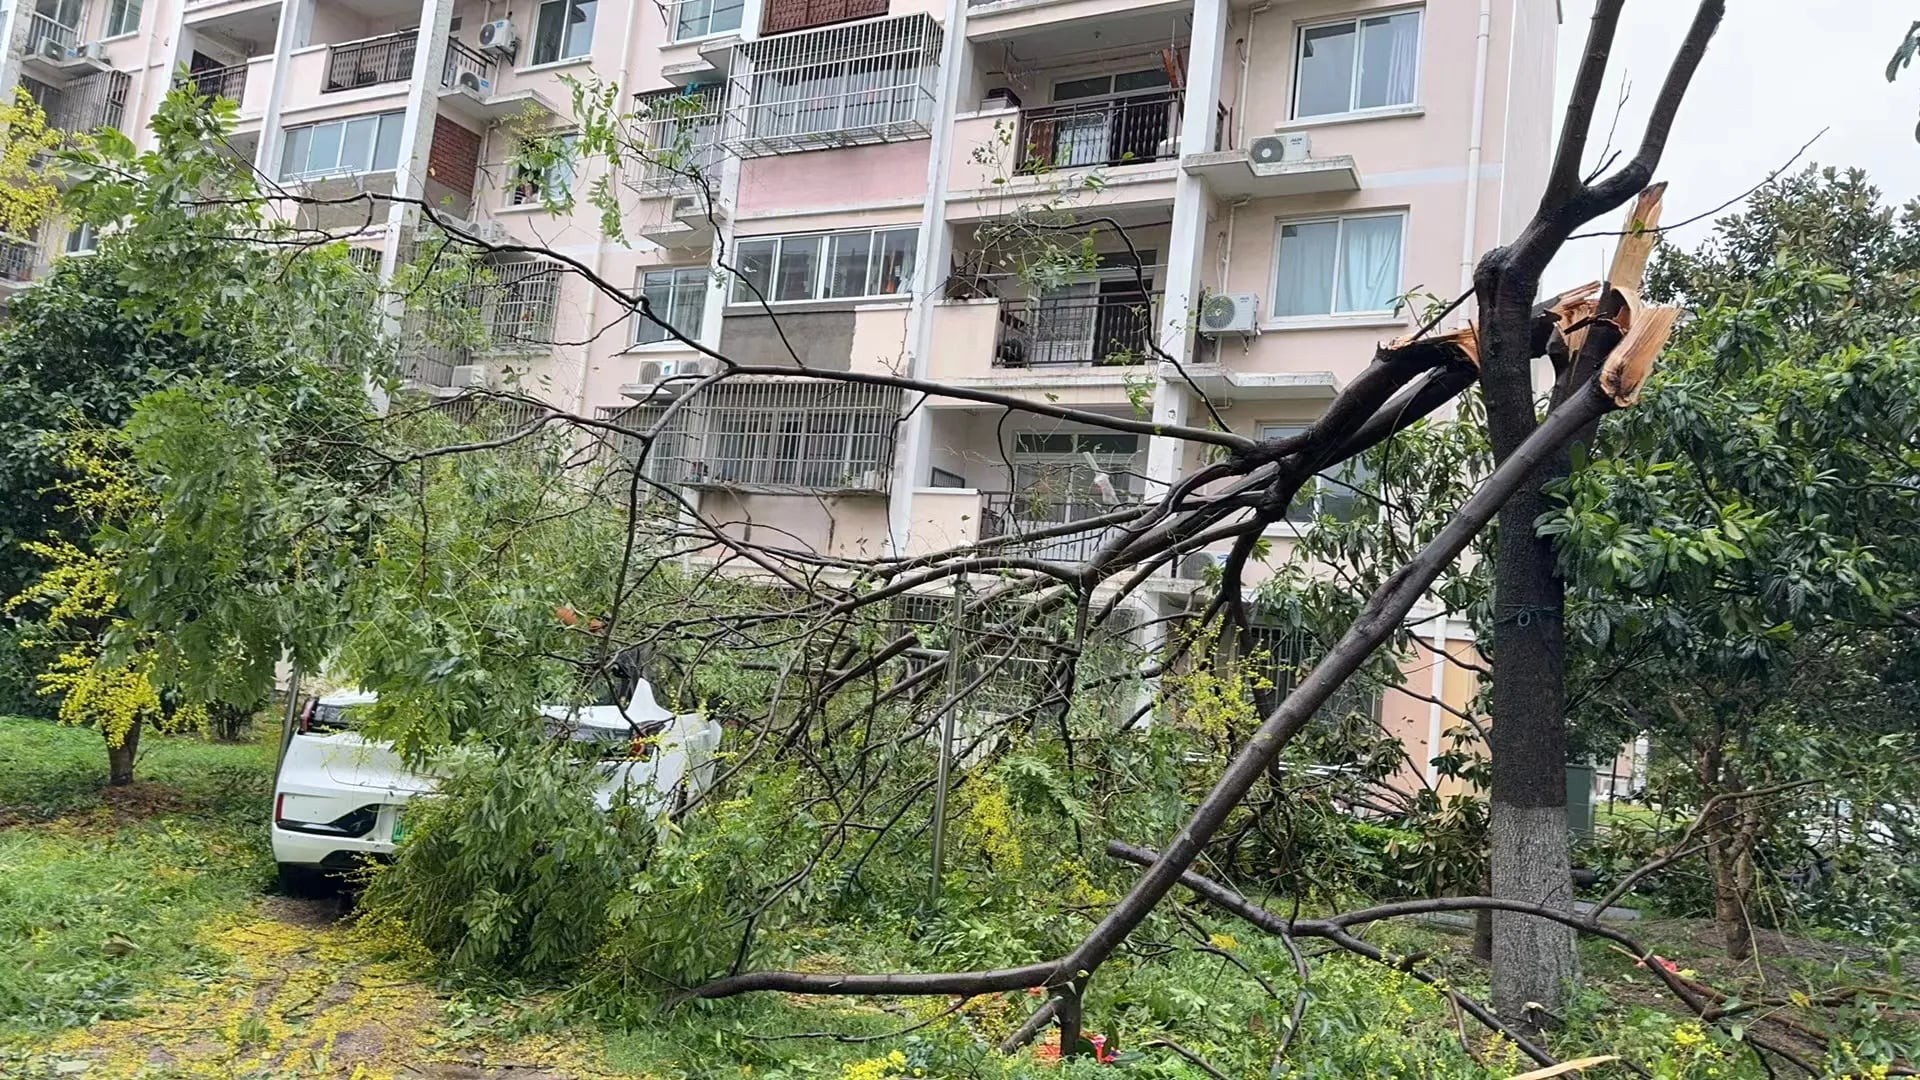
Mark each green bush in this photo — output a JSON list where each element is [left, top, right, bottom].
[[0, 624, 53, 720], [362, 746, 645, 977]]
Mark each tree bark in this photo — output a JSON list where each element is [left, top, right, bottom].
[[106, 717, 142, 786], [1697, 742, 1757, 961]]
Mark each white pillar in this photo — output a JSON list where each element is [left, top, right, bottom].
[[887, 19, 968, 556], [376, 0, 456, 284], [253, 0, 311, 178], [1143, 0, 1228, 496]]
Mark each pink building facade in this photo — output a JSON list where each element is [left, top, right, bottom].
[[1, 0, 1558, 786]]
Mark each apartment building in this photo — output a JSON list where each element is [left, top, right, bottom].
[[0, 0, 1556, 786]]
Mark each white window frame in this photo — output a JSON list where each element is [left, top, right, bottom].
[[1289, 8, 1423, 121], [668, 0, 742, 42], [507, 131, 579, 208], [103, 0, 140, 37], [1256, 423, 1374, 525], [278, 112, 406, 181], [530, 0, 597, 65], [633, 266, 709, 347], [1267, 210, 1407, 323], [728, 227, 917, 307], [64, 221, 97, 256]]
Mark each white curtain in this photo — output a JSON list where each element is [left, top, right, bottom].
[[1357, 12, 1419, 109], [1273, 221, 1338, 317], [1336, 215, 1402, 313]]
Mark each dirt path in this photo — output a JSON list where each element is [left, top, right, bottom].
[[22, 895, 620, 1080]]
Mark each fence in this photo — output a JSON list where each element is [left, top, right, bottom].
[[993, 290, 1161, 368], [979, 491, 1138, 562], [179, 63, 248, 102], [24, 11, 77, 56], [441, 37, 496, 90], [1018, 90, 1183, 171], [324, 32, 416, 92]]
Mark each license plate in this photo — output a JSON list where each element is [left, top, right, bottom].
[[390, 810, 407, 843]]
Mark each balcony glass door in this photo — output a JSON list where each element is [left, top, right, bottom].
[[1047, 67, 1173, 168]]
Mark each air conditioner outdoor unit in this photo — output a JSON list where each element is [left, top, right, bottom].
[[469, 220, 509, 243], [1249, 132, 1312, 166], [635, 356, 706, 395], [477, 19, 518, 55], [1197, 292, 1260, 338], [449, 363, 490, 388], [1177, 551, 1225, 581], [856, 468, 886, 492], [38, 38, 65, 62], [456, 69, 493, 95], [76, 40, 107, 62]]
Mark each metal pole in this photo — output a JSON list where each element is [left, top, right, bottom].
[[274, 662, 302, 776], [927, 578, 964, 909]]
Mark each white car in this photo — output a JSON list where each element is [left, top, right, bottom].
[[271, 679, 720, 889]]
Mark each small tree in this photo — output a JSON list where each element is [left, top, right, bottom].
[[1549, 167, 1920, 958]]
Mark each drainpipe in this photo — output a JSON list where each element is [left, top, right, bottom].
[[1232, 2, 1269, 151], [886, 0, 967, 557], [569, 0, 645, 417], [1456, 0, 1492, 299]]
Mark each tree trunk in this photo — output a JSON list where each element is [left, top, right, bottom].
[[1697, 742, 1756, 961], [106, 717, 142, 786], [1477, 270, 1579, 1030]]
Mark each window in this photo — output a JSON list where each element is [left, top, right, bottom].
[[1257, 424, 1372, 523], [103, 0, 140, 36], [509, 132, 579, 206], [1292, 9, 1420, 119], [1271, 212, 1404, 318], [730, 227, 916, 304], [638, 87, 723, 190], [279, 112, 405, 180], [65, 221, 97, 254], [672, 0, 742, 41], [531, 0, 597, 64], [634, 267, 708, 346]]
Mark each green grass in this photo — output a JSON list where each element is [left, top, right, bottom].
[[0, 717, 275, 1034]]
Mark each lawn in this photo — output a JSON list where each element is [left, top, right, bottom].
[[1, 716, 1903, 1079]]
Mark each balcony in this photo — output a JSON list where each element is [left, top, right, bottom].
[[993, 290, 1160, 369], [323, 31, 415, 93], [633, 85, 725, 194], [724, 14, 941, 157], [1017, 91, 1183, 173], [22, 11, 78, 59], [762, 0, 887, 35], [178, 62, 248, 103]]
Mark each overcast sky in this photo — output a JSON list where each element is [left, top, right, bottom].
[[1543, 0, 1920, 291]]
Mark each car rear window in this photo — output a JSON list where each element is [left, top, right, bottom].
[[306, 702, 363, 732]]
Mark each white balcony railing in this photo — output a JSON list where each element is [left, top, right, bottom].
[[603, 381, 904, 493], [23, 11, 80, 57], [725, 14, 941, 157]]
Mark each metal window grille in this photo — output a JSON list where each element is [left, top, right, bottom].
[[633, 85, 725, 194], [346, 246, 382, 274], [441, 37, 496, 90], [892, 594, 1140, 717], [177, 62, 247, 102], [1244, 619, 1380, 725], [725, 14, 940, 158], [324, 32, 416, 92], [30, 70, 131, 135], [479, 256, 563, 352], [620, 380, 900, 491], [0, 238, 37, 283], [435, 395, 551, 442], [24, 11, 78, 55], [594, 404, 691, 490]]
